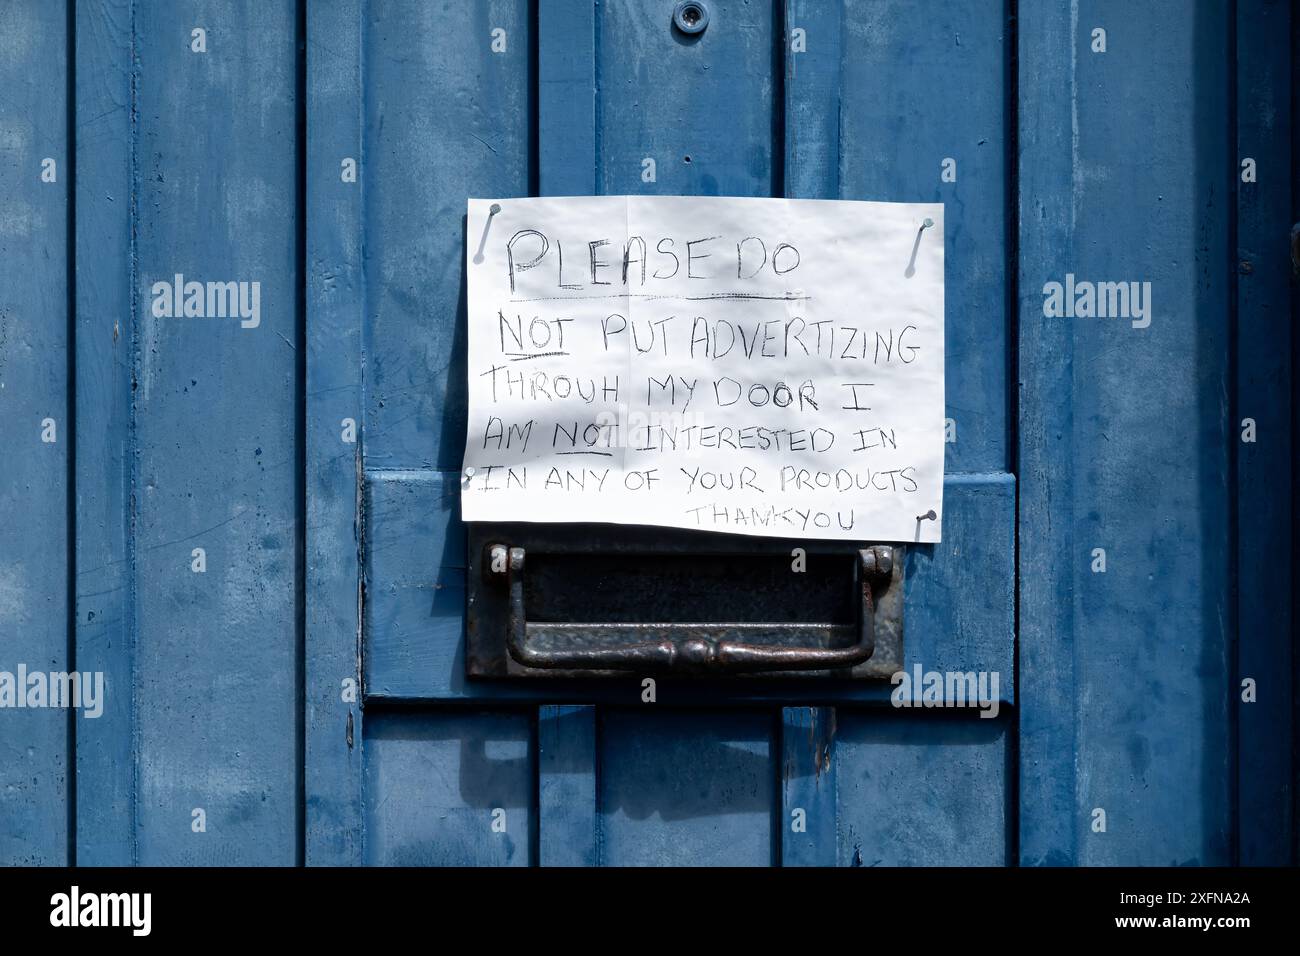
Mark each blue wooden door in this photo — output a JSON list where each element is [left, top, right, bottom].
[[0, 0, 1291, 867], [309, 0, 1017, 867], [303, 0, 1291, 867]]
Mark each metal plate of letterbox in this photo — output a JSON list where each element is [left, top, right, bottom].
[[465, 522, 904, 679]]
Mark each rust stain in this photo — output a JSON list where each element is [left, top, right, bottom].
[[808, 707, 837, 782], [354, 440, 366, 699]]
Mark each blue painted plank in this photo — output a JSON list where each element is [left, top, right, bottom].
[[1020, 1, 1234, 866], [362, 0, 532, 471], [73, 0, 136, 866], [0, 0, 70, 867], [363, 473, 1012, 704], [1234, 0, 1293, 866], [538, 704, 599, 866], [597, 0, 777, 197], [1067, 0, 1231, 866], [780, 706, 838, 866], [1015, 0, 1078, 869], [361, 469, 466, 699], [130, 2, 299, 865], [899, 473, 1015, 706], [599, 709, 773, 866], [539, 0, 596, 196], [799, 0, 1010, 474], [835, 712, 1009, 866], [784, 1, 841, 200], [306, 0, 365, 867], [363, 709, 534, 866]]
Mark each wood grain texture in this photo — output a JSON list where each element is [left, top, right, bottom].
[[780, 706, 838, 866], [1234, 0, 1293, 866], [306, 0, 365, 866], [74, 0, 135, 866], [835, 0, 1010, 474], [598, 708, 774, 866], [1019, 0, 1235, 866], [538, 703, 599, 866], [129, 1, 300, 864], [0, 0, 70, 867], [362, 0, 532, 472], [836, 711, 1009, 866], [362, 708, 534, 866]]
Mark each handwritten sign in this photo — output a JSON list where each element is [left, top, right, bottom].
[[461, 196, 945, 542]]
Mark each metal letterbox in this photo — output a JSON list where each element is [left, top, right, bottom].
[[466, 522, 903, 679]]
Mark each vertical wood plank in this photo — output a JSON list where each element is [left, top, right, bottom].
[[306, 0, 365, 866], [780, 707, 838, 866], [784, 2, 840, 199], [131, 2, 299, 864], [596, 0, 776, 197], [538, 704, 599, 866], [534, 1, 599, 867], [363, 710, 535, 866], [362, 0, 532, 471], [837, 0, 1010, 473], [539, 0, 596, 196], [73, 0, 136, 866], [1016, 0, 1079, 869], [599, 710, 774, 866], [1020, 0, 1235, 866], [836, 712, 1010, 866], [0, 0, 70, 867], [1234, 0, 1294, 866]]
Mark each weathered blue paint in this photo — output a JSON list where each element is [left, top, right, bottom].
[[126, 1, 300, 866], [0, 0, 70, 867], [834, 0, 1010, 475], [362, 0, 532, 472], [1019, 1, 1245, 866], [306, 0, 365, 867], [599, 709, 774, 866], [836, 713, 1010, 866], [781, 707, 838, 866], [539, 0, 597, 197], [0, 0, 1293, 868], [538, 703, 598, 866], [74, 0, 135, 867], [362, 709, 534, 866], [1016, 0, 1080, 869], [1234, 0, 1293, 866]]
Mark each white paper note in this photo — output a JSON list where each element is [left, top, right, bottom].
[[461, 196, 945, 542]]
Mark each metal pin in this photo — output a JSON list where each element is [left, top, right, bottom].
[[472, 204, 502, 265], [917, 509, 937, 521], [462, 466, 476, 487], [904, 218, 934, 278]]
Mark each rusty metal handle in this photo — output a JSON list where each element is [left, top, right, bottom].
[[497, 545, 890, 674]]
